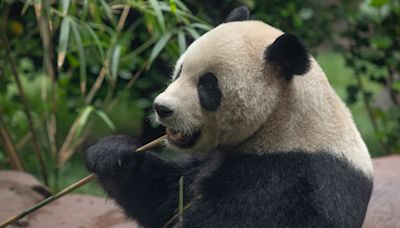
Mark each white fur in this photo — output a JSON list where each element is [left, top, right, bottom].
[[154, 21, 373, 177]]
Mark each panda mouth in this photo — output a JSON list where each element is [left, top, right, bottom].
[[166, 128, 201, 148]]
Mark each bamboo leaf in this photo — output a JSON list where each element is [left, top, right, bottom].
[[89, 1, 102, 24], [95, 110, 116, 131], [132, 36, 158, 56], [174, 0, 190, 12], [75, 106, 94, 140], [148, 32, 172, 69], [99, 0, 114, 22], [21, 0, 32, 15], [149, 0, 166, 31], [169, 0, 177, 15], [82, 23, 104, 61], [158, 4, 207, 24], [70, 21, 87, 95], [185, 27, 200, 39], [177, 31, 186, 54], [61, 0, 71, 16], [111, 44, 121, 80], [57, 17, 71, 69], [80, 0, 89, 20], [191, 23, 212, 31]]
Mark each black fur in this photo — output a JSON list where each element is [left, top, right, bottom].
[[86, 135, 373, 228], [225, 6, 250, 22], [154, 103, 174, 118], [265, 33, 311, 80], [86, 135, 204, 227], [197, 73, 222, 111]]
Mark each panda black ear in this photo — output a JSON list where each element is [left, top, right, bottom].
[[264, 33, 310, 80], [225, 6, 250, 22]]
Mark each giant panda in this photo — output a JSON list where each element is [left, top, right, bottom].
[[85, 6, 373, 228]]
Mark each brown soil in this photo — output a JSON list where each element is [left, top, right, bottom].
[[0, 171, 137, 228]]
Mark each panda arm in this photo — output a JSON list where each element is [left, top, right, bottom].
[[85, 135, 204, 228]]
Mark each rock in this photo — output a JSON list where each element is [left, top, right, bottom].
[[0, 171, 137, 228], [0, 171, 51, 226], [364, 155, 400, 228], [27, 194, 137, 228]]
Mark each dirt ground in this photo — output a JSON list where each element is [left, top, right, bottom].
[[0, 155, 399, 228], [364, 155, 400, 228], [0, 171, 137, 228]]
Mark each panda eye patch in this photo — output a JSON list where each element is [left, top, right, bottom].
[[198, 73, 218, 89], [197, 73, 222, 111]]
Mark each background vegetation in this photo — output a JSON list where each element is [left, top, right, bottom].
[[0, 0, 399, 195]]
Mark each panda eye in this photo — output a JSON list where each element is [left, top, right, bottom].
[[197, 72, 222, 111], [198, 73, 218, 90]]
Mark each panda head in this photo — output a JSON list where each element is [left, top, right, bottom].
[[153, 6, 310, 153]]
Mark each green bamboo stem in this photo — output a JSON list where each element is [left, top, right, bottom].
[[178, 176, 184, 225], [34, 0, 59, 189], [162, 203, 193, 228], [0, 135, 166, 228], [0, 21, 49, 185]]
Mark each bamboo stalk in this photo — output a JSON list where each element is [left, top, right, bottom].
[[116, 5, 130, 32], [0, 21, 49, 185], [0, 135, 166, 228], [178, 176, 184, 225], [0, 111, 24, 171], [34, 0, 59, 189]]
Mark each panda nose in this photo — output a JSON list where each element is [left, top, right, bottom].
[[154, 103, 174, 118]]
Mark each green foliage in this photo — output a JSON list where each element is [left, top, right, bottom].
[[189, 0, 349, 50], [342, 0, 400, 153], [0, 0, 210, 191], [252, 0, 342, 48]]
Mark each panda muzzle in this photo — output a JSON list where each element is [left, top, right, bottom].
[[166, 128, 200, 148]]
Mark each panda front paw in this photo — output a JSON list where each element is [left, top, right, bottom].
[[85, 135, 139, 177]]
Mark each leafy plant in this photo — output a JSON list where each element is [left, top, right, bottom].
[[342, 0, 400, 154], [0, 0, 211, 190]]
